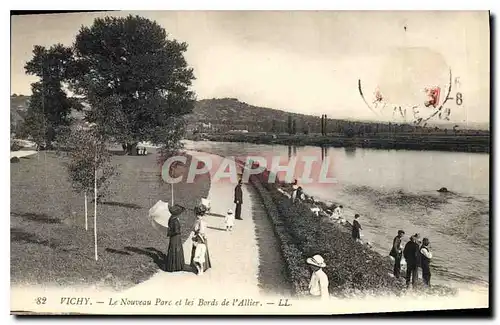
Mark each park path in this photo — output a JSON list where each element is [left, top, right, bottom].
[[10, 150, 37, 159], [120, 150, 262, 299]]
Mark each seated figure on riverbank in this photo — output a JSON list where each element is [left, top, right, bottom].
[[307, 254, 330, 300]]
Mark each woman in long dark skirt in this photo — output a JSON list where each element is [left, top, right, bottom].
[[165, 204, 186, 272], [190, 206, 212, 274]]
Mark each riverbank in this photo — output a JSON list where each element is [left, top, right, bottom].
[[189, 133, 490, 153], [10, 148, 210, 290], [226, 156, 459, 298]]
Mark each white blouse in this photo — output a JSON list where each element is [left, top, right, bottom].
[[309, 269, 330, 299]]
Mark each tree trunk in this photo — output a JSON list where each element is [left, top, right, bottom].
[[84, 191, 88, 231]]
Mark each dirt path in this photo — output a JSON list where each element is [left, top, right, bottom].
[[121, 151, 290, 299]]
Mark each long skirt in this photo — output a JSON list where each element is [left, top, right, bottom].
[[190, 238, 212, 273], [165, 234, 184, 272]]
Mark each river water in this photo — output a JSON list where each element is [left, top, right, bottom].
[[183, 140, 489, 290]]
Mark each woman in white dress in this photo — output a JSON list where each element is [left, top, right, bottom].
[[192, 234, 208, 276]]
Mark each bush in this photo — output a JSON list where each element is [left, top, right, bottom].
[[10, 157, 20, 163], [250, 173, 405, 297]]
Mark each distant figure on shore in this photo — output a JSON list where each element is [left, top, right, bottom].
[[234, 179, 243, 220], [192, 234, 208, 276], [390, 230, 405, 278], [165, 204, 186, 272], [306, 254, 329, 300], [191, 206, 212, 274], [403, 233, 420, 288], [291, 184, 299, 203], [352, 214, 362, 242], [225, 208, 235, 231], [420, 238, 433, 286], [296, 186, 304, 201], [333, 205, 344, 219]]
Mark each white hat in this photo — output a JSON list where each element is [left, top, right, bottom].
[[306, 254, 326, 268], [227, 209, 233, 214]]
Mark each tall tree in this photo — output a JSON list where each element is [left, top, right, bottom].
[[287, 114, 293, 135], [71, 15, 196, 155], [23, 44, 78, 148]]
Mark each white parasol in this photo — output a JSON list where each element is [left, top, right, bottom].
[[149, 200, 172, 232]]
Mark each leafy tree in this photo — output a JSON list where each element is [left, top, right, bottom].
[[23, 44, 79, 148], [291, 119, 297, 135], [71, 15, 196, 155], [287, 114, 293, 135], [58, 127, 118, 235]]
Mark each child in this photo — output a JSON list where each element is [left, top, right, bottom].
[[225, 208, 235, 231], [192, 234, 207, 276]]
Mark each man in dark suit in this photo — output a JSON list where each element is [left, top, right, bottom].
[[403, 233, 420, 288], [234, 179, 243, 220]]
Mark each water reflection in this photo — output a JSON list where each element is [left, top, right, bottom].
[[344, 146, 357, 157], [287, 145, 297, 160], [321, 146, 328, 161]]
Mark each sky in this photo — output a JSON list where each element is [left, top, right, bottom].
[[10, 10, 490, 124]]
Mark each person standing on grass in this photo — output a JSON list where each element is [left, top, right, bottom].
[[352, 214, 362, 242], [234, 179, 243, 220], [165, 204, 186, 272], [403, 233, 420, 288], [420, 238, 433, 287], [307, 254, 330, 300], [390, 230, 405, 278]]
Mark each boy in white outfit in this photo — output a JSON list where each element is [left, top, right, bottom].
[[225, 208, 235, 231]]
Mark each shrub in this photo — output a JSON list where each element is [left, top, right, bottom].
[[250, 173, 405, 297], [10, 157, 20, 163]]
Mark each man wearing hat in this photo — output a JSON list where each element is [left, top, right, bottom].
[[234, 179, 243, 220], [403, 233, 420, 288], [165, 204, 186, 272], [390, 230, 405, 278], [306, 254, 330, 300]]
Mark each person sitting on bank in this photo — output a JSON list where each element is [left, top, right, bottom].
[[420, 238, 433, 287], [306, 254, 329, 300]]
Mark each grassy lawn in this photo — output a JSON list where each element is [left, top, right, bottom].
[[10, 148, 210, 290]]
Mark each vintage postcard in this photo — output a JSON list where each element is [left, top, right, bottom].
[[10, 10, 490, 315]]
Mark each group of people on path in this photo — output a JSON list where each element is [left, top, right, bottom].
[[390, 231, 433, 288], [163, 179, 246, 275], [163, 203, 213, 275]]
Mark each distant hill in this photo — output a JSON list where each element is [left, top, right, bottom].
[[11, 95, 489, 135]]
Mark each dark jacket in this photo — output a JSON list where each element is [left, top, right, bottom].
[[352, 220, 361, 239], [390, 236, 402, 257], [234, 184, 243, 204], [403, 240, 419, 265]]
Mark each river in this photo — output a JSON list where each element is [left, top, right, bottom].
[[182, 140, 489, 291]]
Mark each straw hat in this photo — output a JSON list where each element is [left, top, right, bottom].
[[168, 204, 186, 216], [306, 254, 326, 268], [227, 209, 233, 215]]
